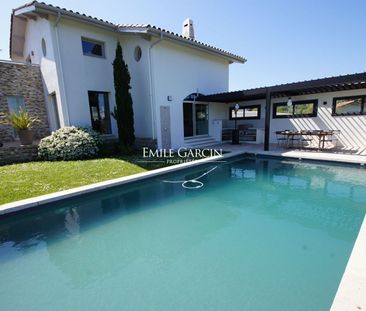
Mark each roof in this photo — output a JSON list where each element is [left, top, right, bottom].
[[198, 72, 366, 103], [10, 1, 246, 63]]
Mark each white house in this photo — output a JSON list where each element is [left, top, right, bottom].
[[9, 1, 245, 149], [8, 2, 366, 154]]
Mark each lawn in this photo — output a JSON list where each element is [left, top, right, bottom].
[[0, 155, 170, 205], [0, 153, 207, 205]]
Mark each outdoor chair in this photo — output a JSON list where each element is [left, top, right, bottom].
[[322, 130, 341, 150], [287, 131, 301, 149], [300, 131, 313, 149]]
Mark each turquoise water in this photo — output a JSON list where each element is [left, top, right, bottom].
[[1, 157, 366, 311]]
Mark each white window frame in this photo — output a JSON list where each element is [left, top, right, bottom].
[[81, 37, 105, 58]]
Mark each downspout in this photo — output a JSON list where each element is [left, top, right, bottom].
[[54, 12, 70, 126], [148, 32, 163, 140]]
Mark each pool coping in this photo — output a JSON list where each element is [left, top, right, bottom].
[[330, 215, 366, 311], [244, 150, 366, 165], [1, 147, 365, 310]]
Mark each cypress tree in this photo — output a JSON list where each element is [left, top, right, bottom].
[[112, 42, 135, 147]]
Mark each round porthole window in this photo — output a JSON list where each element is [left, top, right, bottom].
[[134, 46, 142, 62], [41, 38, 47, 57]]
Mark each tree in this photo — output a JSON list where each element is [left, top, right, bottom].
[[112, 42, 135, 147]]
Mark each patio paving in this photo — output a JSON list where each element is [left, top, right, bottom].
[[216, 143, 366, 165]]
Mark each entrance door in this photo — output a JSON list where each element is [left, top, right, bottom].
[[183, 102, 193, 137], [195, 104, 208, 135], [183, 102, 209, 137]]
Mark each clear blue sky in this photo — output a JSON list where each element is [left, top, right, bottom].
[[1, 0, 365, 91]]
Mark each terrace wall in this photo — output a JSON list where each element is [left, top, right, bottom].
[[0, 144, 38, 166]]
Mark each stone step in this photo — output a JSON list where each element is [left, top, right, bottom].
[[184, 136, 213, 142], [184, 136, 218, 148]]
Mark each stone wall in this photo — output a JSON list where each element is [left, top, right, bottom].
[[0, 144, 38, 165], [0, 61, 49, 142]]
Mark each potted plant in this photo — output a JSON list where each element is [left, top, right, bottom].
[[0, 107, 39, 145]]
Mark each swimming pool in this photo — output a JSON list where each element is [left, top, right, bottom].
[[1, 156, 365, 310]]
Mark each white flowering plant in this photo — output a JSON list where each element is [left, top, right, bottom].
[[38, 126, 102, 161]]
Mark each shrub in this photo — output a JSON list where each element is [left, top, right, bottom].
[[112, 42, 135, 147], [38, 126, 102, 161]]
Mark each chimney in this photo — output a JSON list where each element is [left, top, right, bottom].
[[182, 18, 194, 40]]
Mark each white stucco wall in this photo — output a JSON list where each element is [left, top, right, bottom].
[[43, 18, 152, 138], [19, 16, 235, 144], [54, 19, 118, 134], [27, 19, 173, 138], [21, 16, 64, 129], [151, 40, 230, 149], [118, 35, 152, 138]]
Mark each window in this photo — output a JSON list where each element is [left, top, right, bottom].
[[82, 38, 105, 57], [332, 96, 365, 116], [273, 100, 318, 118], [88, 91, 111, 134], [229, 105, 261, 120], [7, 96, 25, 113], [134, 46, 142, 62], [49, 93, 60, 131], [41, 38, 47, 57]]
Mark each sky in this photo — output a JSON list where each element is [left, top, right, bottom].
[[1, 0, 366, 91]]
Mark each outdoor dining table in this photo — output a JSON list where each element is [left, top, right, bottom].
[[278, 130, 336, 150]]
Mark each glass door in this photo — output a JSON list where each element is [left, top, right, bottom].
[[183, 102, 193, 137], [88, 91, 111, 134], [195, 104, 208, 135]]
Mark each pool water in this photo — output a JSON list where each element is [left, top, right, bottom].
[[1, 157, 366, 311]]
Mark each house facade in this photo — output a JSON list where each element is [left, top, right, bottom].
[[6, 1, 366, 154], [9, 1, 244, 149]]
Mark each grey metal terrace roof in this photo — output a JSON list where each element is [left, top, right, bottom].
[[10, 1, 246, 63], [197, 72, 366, 103]]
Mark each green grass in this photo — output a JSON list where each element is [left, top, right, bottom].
[[0, 153, 209, 205], [0, 155, 169, 205]]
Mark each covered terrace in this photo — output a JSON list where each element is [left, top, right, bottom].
[[197, 72, 366, 153]]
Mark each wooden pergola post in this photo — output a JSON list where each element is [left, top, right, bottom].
[[264, 88, 271, 151]]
